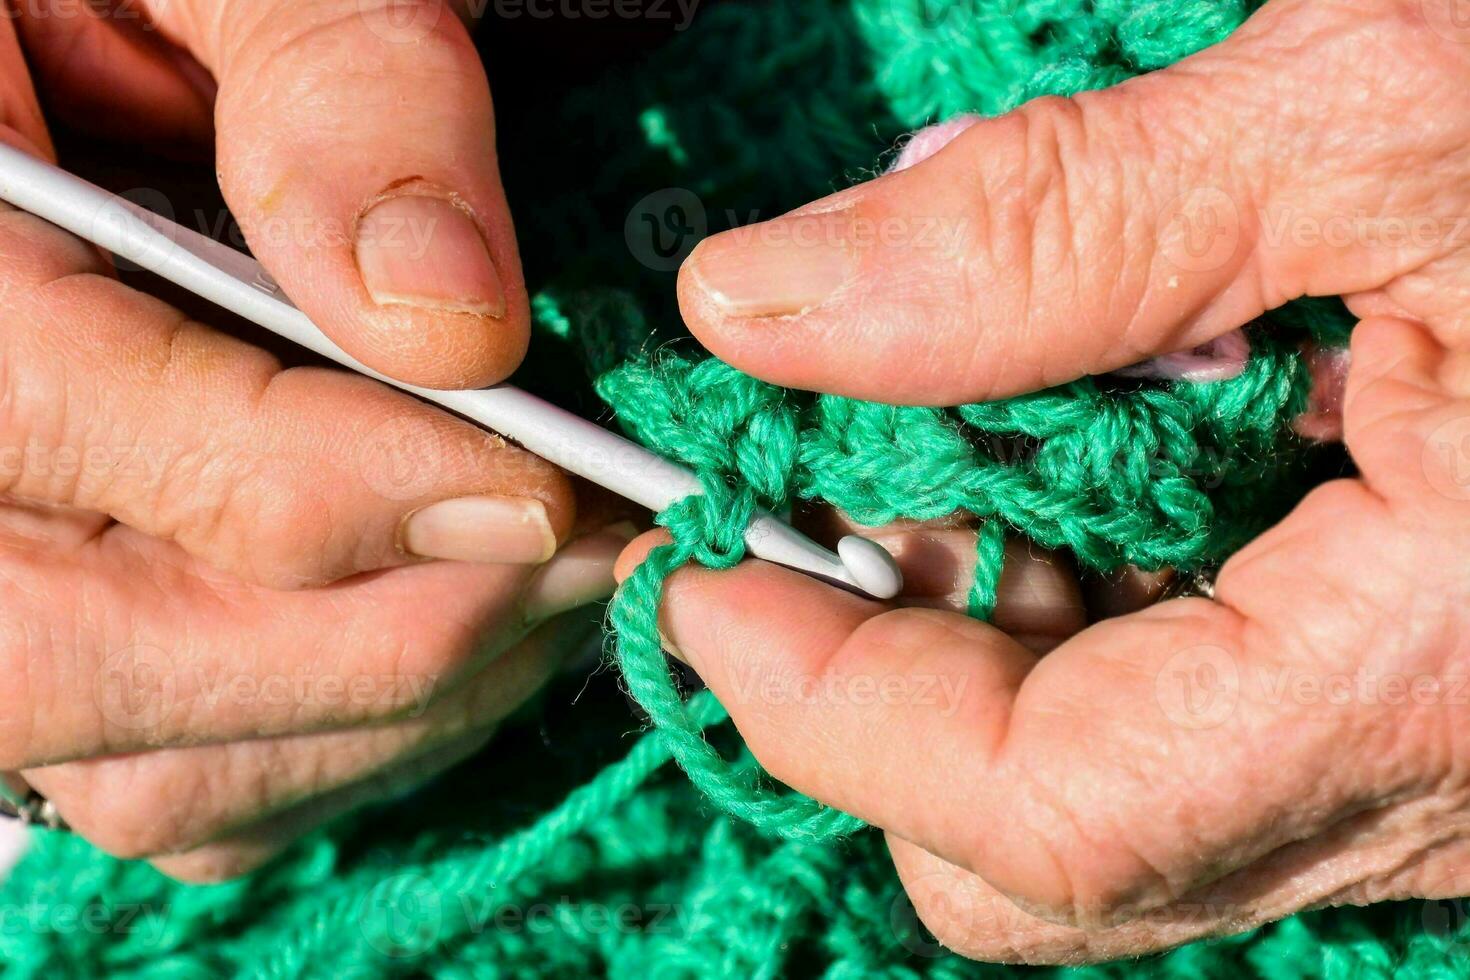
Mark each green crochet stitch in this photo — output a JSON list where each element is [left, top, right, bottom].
[[1, 1, 1461, 977]]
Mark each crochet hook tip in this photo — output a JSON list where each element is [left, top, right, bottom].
[[837, 535, 903, 600]]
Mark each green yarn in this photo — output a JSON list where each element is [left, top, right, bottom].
[[592, 332, 1311, 837], [2, 1, 1459, 977]]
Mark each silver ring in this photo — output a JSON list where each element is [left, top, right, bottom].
[[1163, 566, 1218, 601], [0, 779, 67, 831]]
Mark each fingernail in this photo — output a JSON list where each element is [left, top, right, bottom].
[[602, 520, 640, 543], [522, 527, 630, 622], [658, 627, 687, 665], [401, 495, 555, 565], [356, 194, 506, 317], [687, 213, 854, 318], [861, 528, 955, 599]]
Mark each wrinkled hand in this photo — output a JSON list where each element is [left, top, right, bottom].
[[0, 1, 624, 881], [623, 0, 1470, 961]]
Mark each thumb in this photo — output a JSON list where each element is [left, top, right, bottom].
[[676, 0, 1452, 404], [158, 0, 523, 389]]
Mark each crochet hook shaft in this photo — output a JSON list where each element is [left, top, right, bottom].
[[0, 143, 902, 600]]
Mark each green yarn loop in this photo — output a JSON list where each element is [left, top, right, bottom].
[[610, 540, 865, 842], [3, 2, 1453, 978]]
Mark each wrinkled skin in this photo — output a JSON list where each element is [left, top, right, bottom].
[[0, 1, 629, 881], [618, 0, 1470, 963]]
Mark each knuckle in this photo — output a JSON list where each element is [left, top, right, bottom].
[[952, 95, 1115, 398], [224, 473, 339, 589], [222, 0, 475, 125], [0, 558, 61, 771], [905, 883, 994, 960], [1009, 94, 1090, 237], [167, 448, 342, 589], [902, 876, 996, 959], [894, 848, 1103, 966]]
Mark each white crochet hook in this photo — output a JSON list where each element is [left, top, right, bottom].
[[0, 143, 902, 600]]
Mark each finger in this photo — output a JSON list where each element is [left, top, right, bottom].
[[1080, 566, 1172, 622], [891, 838, 1227, 965], [147, 0, 526, 388], [1, 522, 623, 767], [147, 730, 492, 883], [520, 522, 636, 622], [890, 789, 1470, 963], [0, 497, 109, 551], [25, 617, 570, 862], [15, 1, 214, 153], [629, 475, 1434, 925], [0, 15, 54, 158], [0, 205, 569, 588], [676, 0, 1465, 403], [1341, 316, 1470, 515], [890, 838, 1261, 964], [791, 509, 1087, 650]]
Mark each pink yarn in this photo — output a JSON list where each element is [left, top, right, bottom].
[[1113, 329, 1251, 383], [890, 115, 981, 172], [1293, 345, 1349, 442]]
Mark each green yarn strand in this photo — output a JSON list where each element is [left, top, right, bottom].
[[610, 536, 866, 841], [0, 3, 1406, 978]]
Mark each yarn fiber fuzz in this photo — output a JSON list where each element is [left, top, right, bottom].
[[1, 1, 1452, 977]]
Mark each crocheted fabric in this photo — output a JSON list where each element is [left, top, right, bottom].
[[1, 1, 1458, 977]]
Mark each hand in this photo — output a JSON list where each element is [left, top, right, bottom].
[[624, 0, 1470, 961], [0, 1, 622, 880]]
